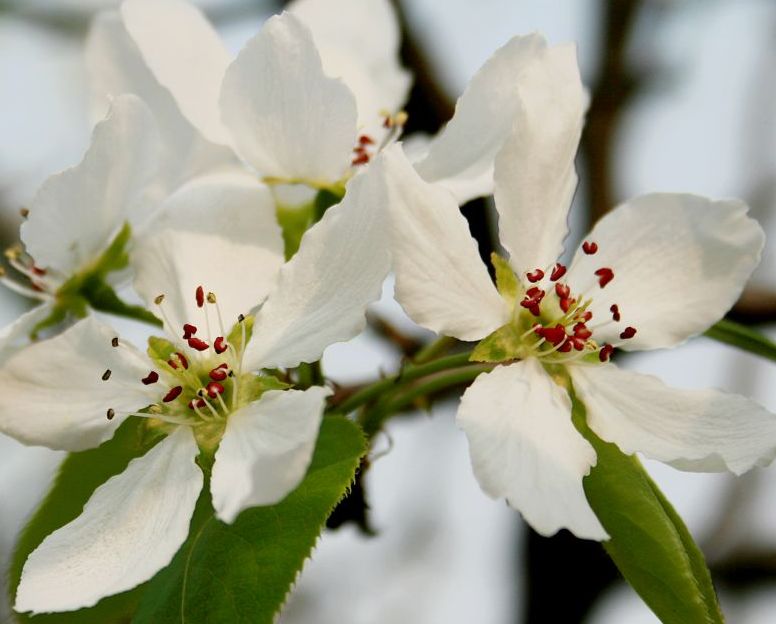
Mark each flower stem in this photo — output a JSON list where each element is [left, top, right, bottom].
[[704, 318, 776, 364], [329, 351, 474, 416], [359, 364, 491, 437], [412, 335, 457, 364]]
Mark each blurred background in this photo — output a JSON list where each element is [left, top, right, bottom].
[[2, 0, 776, 622]]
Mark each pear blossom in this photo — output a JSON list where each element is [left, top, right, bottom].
[[376, 42, 776, 540], [87, 0, 573, 205], [4, 156, 390, 614], [0, 94, 173, 357]]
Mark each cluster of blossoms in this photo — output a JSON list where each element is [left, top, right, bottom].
[[1, 0, 776, 616]]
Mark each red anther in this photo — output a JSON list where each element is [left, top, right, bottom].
[[141, 371, 159, 385], [526, 269, 545, 283], [573, 323, 592, 340], [610, 304, 621, 322], [619, 326, 637, 340], [182, 323, 197, 339], [599, 344, 614, 362], [206, 382, 225, 398], [168, 352, 189, 370], [196, 286, 205, 308], [383, 115, 393, 128], [209, 365, 228, 381], [527, 303, 541, 317], [525, 287, 545, 300], [538, 324, 567, 346], [554, 283, 570, 300], [594, 267, 614, 288], [188, 337, 209, 351], [550, 263, 567, 282], [571, 336, 586, 351], [558, 339, 573, 353], [163, 386, 183, 402], [214, 336, 227, 354], [188, 398, 206, 410], [352, 152, 370, 166], [578, 310, 593, 322], [520, 296, 543, 316], [359, 134, 375, 145], [167, 358, 177, 370], [582, 241, 598, 255], [559, 297, 575, 313], [31, 265, 46, 276]]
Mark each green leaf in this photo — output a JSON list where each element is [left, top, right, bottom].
[[133, 416, 366, 624], [490, 252, 520, 302], [571, 393, 724, 624], [705, 318, 776, 364], [9, 419, 162, 624]]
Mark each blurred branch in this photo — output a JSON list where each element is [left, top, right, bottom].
[[580, 0, 644, 224]]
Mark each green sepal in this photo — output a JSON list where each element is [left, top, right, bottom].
[[313, 187, 344, 222], [238, 373, 292, 404], [470, 323, 525, 363], [571, 390, 725, 624], [132, 416, 366, 624], [226, 314, 254, 352], [491, 252, 520, 303], [276, 202, 315, 260], [9, 419, 163, 624], [147, 336, 177, 364]]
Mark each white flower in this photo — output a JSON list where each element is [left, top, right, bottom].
[[5, 161, 390, 614], [87, 0, 409, 189], [0, 95, 168, 358], [87, 0, 572, 204], [375, 42, 776, 541]]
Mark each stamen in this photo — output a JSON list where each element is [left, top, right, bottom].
[[163, 386, 183, 402], [582, 241, 598, 255], [111, 337, 119, 348], [206, 382, 225, 399], [106, 408, 115, 420], [209, 363, 229, 381], [182, 324, 197, 339], [141, 371, 159, 385], [550, 263, 567, 282], [208, 293, 226, 337], [101, 369, 112, 381], [555, 283, 570, 299], [594, 268, 614, 288], [573, 323, 592, 340], [599, 344, 614, 362], [196, 286, 205, 308], [535, 324, 566, 346], [214, 337, 227, 354], [359, 134, 375, 145], [19, 207, 29, 218], [187, 337, 209, 351], [559, 297, 574, 313], [619, 326, 637, 340], [188, 398, 206, 410], [352, 152, 370, 166], [167, 352, 189, 370], [526, 269, 544, 283], [610, 304, 621, 322]]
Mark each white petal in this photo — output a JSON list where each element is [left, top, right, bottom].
[[220, 12, 358, 182], [0, 304, 54, 367], [120, 0, 232, 146], [493, 44, 585, 276], [378, 144, 509, 342], [211, 386, 330, 524], [15, 427, 202, 614], [571, 363, 776, 475], [289, 0, 411, 135], [566, 194, 765, 350], [132, 172, 285, 336], [86, 12, 238, 194], [21, 95, 162, 277], [413, 33, 548, 204], [243, 166, 391, 370], [458, 359, 607, 540], [0, 316, 153, 451]]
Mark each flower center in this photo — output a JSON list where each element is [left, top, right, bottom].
[[515, 241, 637, 365], [0, 243, 60, 301], [103, 285, 262, 442]]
